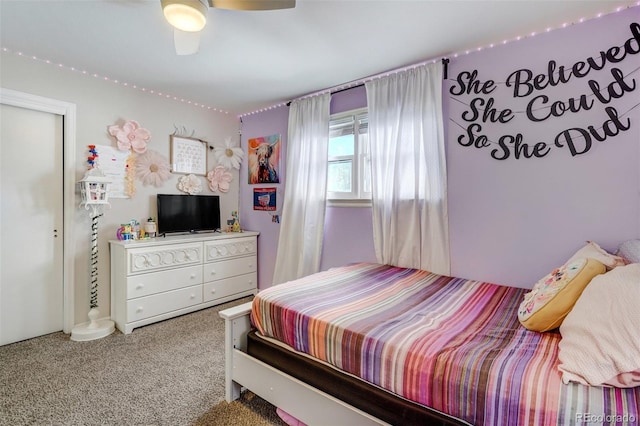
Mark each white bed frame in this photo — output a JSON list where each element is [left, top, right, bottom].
[[219, 302, 390, 425]]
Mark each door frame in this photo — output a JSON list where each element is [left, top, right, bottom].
[[0, 87, 76, 333]]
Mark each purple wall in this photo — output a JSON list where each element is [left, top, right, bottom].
[[240, 108, 288, 289], [321, 86, 377, 271], [240, 86, 376, 288], [447, 9, 639, 287], [241, 7, 640, 290]]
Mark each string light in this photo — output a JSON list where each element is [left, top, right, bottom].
[[10, 3, 628, 119], [239, 2, 638, 117], [0, 46, 230, 115]]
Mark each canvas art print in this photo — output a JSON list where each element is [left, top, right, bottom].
[[248, 134, 280, 184], [253, 187, 277, 211]]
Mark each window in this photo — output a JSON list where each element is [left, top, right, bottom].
[[327, 108, 371, 205]]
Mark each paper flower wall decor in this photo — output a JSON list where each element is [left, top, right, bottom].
[[207, 165, 233, 193], [177, 174, 202, 195], [135, 150, 171, 187], [213, 137, 244, 170], [108, 120, 151, 153]]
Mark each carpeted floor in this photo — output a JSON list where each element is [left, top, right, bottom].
[[195, 391, 288, 426], [0, 297, 287, 426]]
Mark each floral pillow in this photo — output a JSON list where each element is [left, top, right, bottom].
[[566, 241, 626, 270], [518, 258, 606, 332]]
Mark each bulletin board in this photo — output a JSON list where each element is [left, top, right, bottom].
[[95, 144, 130, 198]]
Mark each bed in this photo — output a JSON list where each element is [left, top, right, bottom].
[[219, 262, 640, 425]]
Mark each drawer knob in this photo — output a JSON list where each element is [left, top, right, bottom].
[[136, 307, 144, 313], [210, 270, 216, 275], [190, 294, 196, 299], [211, 289, 216, 294], [190, 273, 196, 279], [136, 283, 144, 290]]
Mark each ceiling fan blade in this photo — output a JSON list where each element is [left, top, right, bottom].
[[174, 29, 201, 55], [208, 0, 295, 10]]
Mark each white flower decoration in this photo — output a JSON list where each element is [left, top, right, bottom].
[[207, 166, 233, 193], [213, 137, 244, 170], [135, 150, 171, 187], [177, 174, 202, 195]]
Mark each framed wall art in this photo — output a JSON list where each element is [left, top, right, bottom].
[[248, 134, 281, 184], [170, 135, 208, 176], [253, 187, 277, 211]]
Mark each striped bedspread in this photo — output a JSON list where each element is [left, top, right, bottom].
[[251, 263, 640, 426]]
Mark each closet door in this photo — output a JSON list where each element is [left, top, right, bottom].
[[0, 103, 64, 345]]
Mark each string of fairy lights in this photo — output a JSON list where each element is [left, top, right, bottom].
[[1, 2, 637, 118], [0, 46, 230, 115], [240, 2, 640, 117]]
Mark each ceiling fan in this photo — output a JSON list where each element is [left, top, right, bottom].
[[161, 0, 296, 55]]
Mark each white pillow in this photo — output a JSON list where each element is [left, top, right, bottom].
[[558, 264, 640, 387], [617, 239, 640, 264]]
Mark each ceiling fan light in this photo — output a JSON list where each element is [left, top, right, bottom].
[[162, 0, 207, 32]]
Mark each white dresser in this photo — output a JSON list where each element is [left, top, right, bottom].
[[110, 231, 258, 334]]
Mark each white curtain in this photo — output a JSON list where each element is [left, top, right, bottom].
[[365, 62, 450, 275], [272, 93, 331, 284]]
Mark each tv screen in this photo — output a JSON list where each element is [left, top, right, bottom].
[[157, 194, 221, 235]]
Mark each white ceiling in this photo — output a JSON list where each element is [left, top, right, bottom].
[[1, 0, 637, 115]]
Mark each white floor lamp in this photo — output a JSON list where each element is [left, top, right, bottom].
[[71, 167, 115, 341]]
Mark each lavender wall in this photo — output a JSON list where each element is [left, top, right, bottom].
[[447, 9, 639, 287], [240, 86, 376, 289], [241, 7, 640, 290], [321, 86, 377, 272], [240, 108, 288, 289]]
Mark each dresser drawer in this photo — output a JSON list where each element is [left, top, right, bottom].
[[203, 273, 257, 302], [127, 242, 203, 275], [203, 256, 257, 282], [204, 236, 257, 262], [126, 265, 203, 299], [126, 284, 203, 322]]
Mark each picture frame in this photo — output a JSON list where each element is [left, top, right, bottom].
[[253, 187, 277, 211], [170, 135, 208, 176]]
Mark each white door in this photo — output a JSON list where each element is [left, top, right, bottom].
[[0, 103, 64, 345]]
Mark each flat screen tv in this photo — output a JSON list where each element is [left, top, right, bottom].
[[156, 194, 221, 235]]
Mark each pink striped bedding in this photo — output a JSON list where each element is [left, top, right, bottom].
[[250, 263, 640, 426]]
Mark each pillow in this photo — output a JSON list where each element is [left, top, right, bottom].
[[518, 258, 605, 332], [617, 239, 640, 264], [566, 241, 626, 270], [558, 263, 640, 387]]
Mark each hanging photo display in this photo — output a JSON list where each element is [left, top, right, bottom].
[[449, 22, 639, 161], [248, 134, 281, 184], [93, 144, 130, 198]]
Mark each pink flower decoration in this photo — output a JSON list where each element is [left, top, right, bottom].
[[207, 165, 233, 193], [108, 120, 151, 153]]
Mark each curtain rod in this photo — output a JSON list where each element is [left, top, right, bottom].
[[286, 58, 449, 107]]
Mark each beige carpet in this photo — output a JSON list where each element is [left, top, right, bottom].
[[195, 391, 287, 426], [0, 297, 287, 426]]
